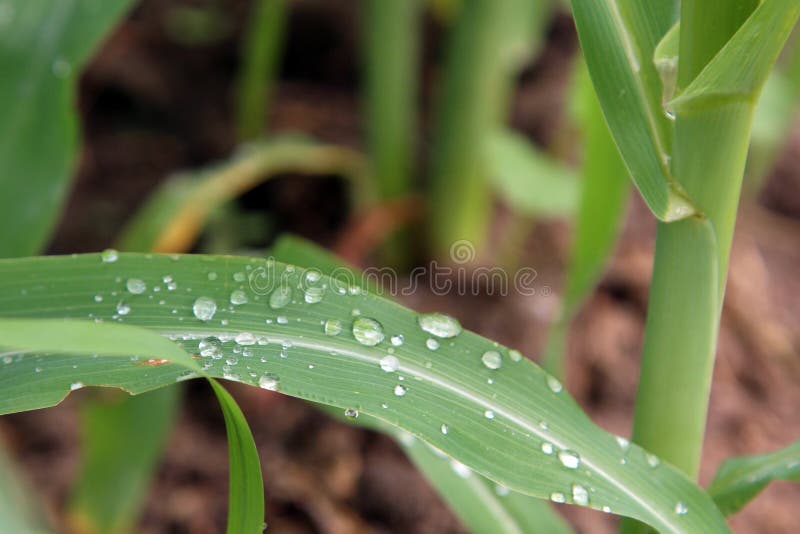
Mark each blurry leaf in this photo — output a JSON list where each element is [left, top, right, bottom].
[[208, 379, 265, 534], [68, 387, 181, 534], [568, 0, 695, 221], [117, 136, 369, 253], [669, 0, 800, 113], [0, 0, 133, 257], [0, 443, 52, 533], [542, 60, 630, 377], [485, 129, 579, 217], [163, 4, 233, 47], [0, 253, 731, 533], [708, 441, 800, 516]]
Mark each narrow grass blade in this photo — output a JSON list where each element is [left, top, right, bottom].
[[278, 238, 572, 533], [485, 129, 579, 217], [669, 0, 800, 113], [568, 0, 693, 221], [708, 441, 800, 516], [542, 61, 630, 377], [0, 0, 133, 257], [0, 253, 730, 533], [208, 379, 265, 534], [67, 387, 181, 534], [236, 0, 289, 140], [116, 136, 369, 253]]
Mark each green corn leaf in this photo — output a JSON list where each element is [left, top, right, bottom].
[[208, 379, 265, 534], [0, 0, 133, 257], [708, 441, 800, 516], [669, 0, 800, 114], [276, 238, 572, 533], [68, 387, 181, 534], [0, 253, 730, 533], [116, 136, 369, 253], [568, 0, 695, 221], [485, 129, 579, 217]]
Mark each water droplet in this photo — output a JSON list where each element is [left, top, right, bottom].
[[305, 270, 321, 283], [495, 484, 510, 497], [352, 317, 385, 346], [208, 271, 218, 281], [380, 355, 399, 372], [390, 334, 404, 346], [70, 381, 84, 391], [126, 278, 146, 294], [418, 312, 462, 338], [304, 286, 325, 304], [199, 337, 223, 359], [235, 332, 256, 346], [324, 319, 342, 336], [344, 408, 359, 419], [101, 249, 119, 263], [193, 296, 217, 321], [276, 316, 289, 324], [230, 290, 248, 305], [267, 286, 290, 309], [258, 374, 279, 391], [546, 375, 563, 393], [481, 350, 502, 370], [233, 272, 246, 282], [116, 301, 131, 315], [550, 492, 566, 503], [616, 436, 630, 451], [541, 442, 554, 455], [394, 385, 407, 397], [646, 453, 660, 468], [674, 502, 688, 515], [450, 460, 471, 478], [93, 295, 103, 303], [558, 450, 581, 469], [440, 424, 449, 435], [425, 338, 440, 350], [484, 409, 495, 419], [602, 505, 612, 513], [509, 349, 522, 362], [572, 484, 590, 506]]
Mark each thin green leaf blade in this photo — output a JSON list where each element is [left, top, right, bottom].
[[208, 379, 265, 534], [0, 253, 729, 533], [669, 0, 800, 113], [485, 129, 579, 217], [569, 0, 694, 221], [0, 0, 133, 257], [708, 441, 800, 516]]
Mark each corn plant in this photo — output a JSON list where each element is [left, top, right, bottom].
[[2, 1, 800, 533]]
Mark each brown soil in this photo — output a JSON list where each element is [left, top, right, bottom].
[[3, 1, 800, 533]]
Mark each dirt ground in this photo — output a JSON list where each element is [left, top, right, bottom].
[[2, 1, 799, 532]]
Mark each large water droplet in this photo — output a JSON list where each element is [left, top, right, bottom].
[[101, 249, 119, 263], [199, 337, 223, 360], [269, 286, 292, 309], [193, 296, 217, 321], [352, 317, 385, 346], [230, 290, 248, 305], [417, 312, 462, 338], [558, 450, 581, 469], [258, 374, 279, 391], [481, 350, 502, 370], [380, 355, 399, 372], [572, 484, 590, 506], [126, 278, 146, 294], [324, 319, 342, 336]]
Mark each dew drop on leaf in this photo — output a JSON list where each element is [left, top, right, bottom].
[[276, 316, 288, 324], [116, 301, 131, 316], [674, 502, 688, 515], [546, 375, 563, 393], [258, 374, 279, 391], [558, 450, 581, 469], [394, 385, 407, 397], [352, 317, 385, 346], [390, 334, 404, 346], [572, 484, 590, 506], [508, 349, 522, 362], [324, 319, 342, 336], [450, 460, 471, 478], [126, 278, 146, 294], [230, 290, 248, 305], [344, 408, 359, 419], [440, 424, 449, 435], [425, 338, 440, 351], [646, 453, 660, 468], [418, 312, 462, 338], [101, 249, 118, 263], [541, 442, 554, 455], [550, 492, 566, 503], [235, 332, 256, 346], [481, 350, 502, 370], [269, 286, 292, 309], [484, 409, 495, 419], [380, 355, 399, 372], [70, 381, 84, 391], [199, 337, 223, 360], [304, 286, 324, 304], [193, 296, 217, 321]]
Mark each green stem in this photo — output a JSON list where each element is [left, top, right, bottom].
[[629, 0, 758, 478], [236, 0, 289, 141]]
